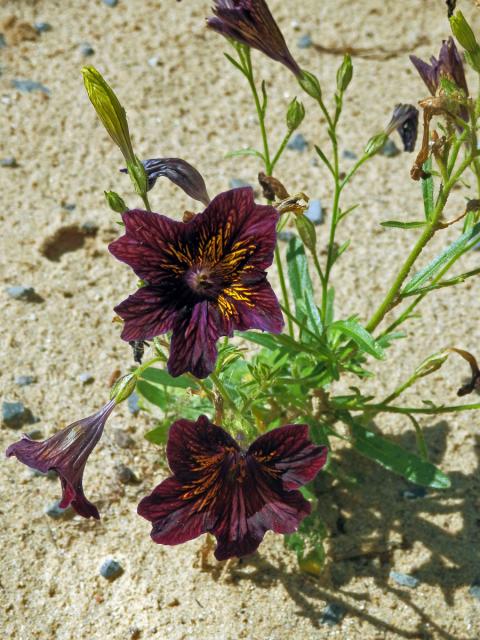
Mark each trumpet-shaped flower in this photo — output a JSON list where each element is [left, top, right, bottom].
[[410, 37, 468, 97], [109, 187, 283, 379], [137, 415, 328, 560]]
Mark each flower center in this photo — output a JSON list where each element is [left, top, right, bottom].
[[185, 266, 223, 299]]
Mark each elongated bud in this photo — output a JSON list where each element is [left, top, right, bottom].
[[127, 157, 149, 197], [336, 53, 353, 93], [413, 350, 449, 379], [105, 190, 127, 213], [298, 69, 322, 101], [82, 66, 135, 164], [450, 11, 478, 53], [295, 214, 316, 253], [364, 132, 388, 157], [110, 373, 137, 404], [286, 97, 306, 131]]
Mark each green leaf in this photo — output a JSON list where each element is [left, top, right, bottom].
[[351, 421, 451, 488], [144, 421, 169, 445], [223, 52, 246, 75], [225, 147, 264, 161], [140, 367, 194, 389], [421, 157, 434, 220], [286, 236, 321, 335], [403, 221, 480, 294], [325, 287, 335, 325], [329, 319, 384, 359], [136, 380, 170, 408], [381, 220, 426, 229]]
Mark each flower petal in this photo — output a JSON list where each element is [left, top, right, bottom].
[[168, 302, 224, 378], [218, 278, 284, 334], [114, 286, 182, 341]]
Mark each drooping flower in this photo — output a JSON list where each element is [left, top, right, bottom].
[[410, 37, 468, 97], [137, 415, 328, 560], [385, 104, 419, 152], [207, 0, 301, 77], [6, 400, 116, 519], [109, 187, 284, 379], [121, 158, 211, 206]]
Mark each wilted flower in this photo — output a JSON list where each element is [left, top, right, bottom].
[[6, 400, 116, 519], [385, 104, 419, 152], [109, 187, 283, 379], [137, 415, 328, 560], [207, 0, 301, 77], [121, 157, 210, 206], [410, 37, 468, 97]]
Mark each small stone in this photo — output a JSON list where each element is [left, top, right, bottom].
[[78, 372, 94, 385], [167, 597, 180, 607], [401, 486, 427, 500], [0, 157, 18, 168], [469, 579, 480, 599], [62, 202, 76, 212], [16, 375, 36, 387], [320, 603, 345, 626], [128, 392, 141, 416], [81, 220, 99, 236], [11, 79, 51, 95], [291, 19, 300, 31], [115, 463, 138, 485], [129, 627, 141, 640], [277, 230, 295, 243], [26, 428, 44, 440], [102, 0, 119, 6], [99, 558, 123, 580], [229, 178, 251, 189], [80, 42, 95, 57], [287, 133, 308, 152], [2, 401, 35, 429], [34, 22, 52, 33], [113, 429, 135, 449], [380, 138, 401, 158], [305, 199, 324, 225], [45, 500, 72, 519], [6, 285, 36, 301], [297, 34, 313, 49], [342, 149, 358, 160], [30, 468, 57, 480], [0, 34, 6, 48], [389, 570, 419, 588], [148, 56, 159, 67]]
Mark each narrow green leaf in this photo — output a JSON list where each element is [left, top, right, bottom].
[[381, 220, 426, 229], [351, 421, 451, 489], [225, 147, 265, 161], [223, 52, 246, 75], [330, 319, 385, 359], [422, 157, 434, 220], [403, 221, 480, 294], [140, 367, 194, 389], [286, 237, 321, 335], [325, 287, 335, 325]]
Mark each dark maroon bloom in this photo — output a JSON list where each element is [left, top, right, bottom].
[[121, 157, 210, 206], [410, 37, 468, 97], [137, 416, 328, 560], [385, 104, 419, 152], [109, 187, 283, 379], [6, 400, 115, 519], [207, 0, 301, 77]]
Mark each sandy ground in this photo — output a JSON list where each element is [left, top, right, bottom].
[[1, 0, 480, 638]]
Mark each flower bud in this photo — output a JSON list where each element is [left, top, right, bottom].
[[110, 373, 137, 404], [82, 66, 135, 164], [286, 97, 306, 131], [413, 350, 449, 379], [450, 10, 478, 53], [464, 49, 480, 74], [336, 53, 353, 93], [298, 69, 322, 101], [295, 214, 316, 253], [364, 132, 388, 157], [127, 157, 149, 197], [104, 190, 127, 213]]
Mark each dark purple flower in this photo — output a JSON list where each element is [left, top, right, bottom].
[[6, 400, 116, 519], [121, 158, 210, 206], [109, 187, 283, 379], [385, 104, 419, 152], [410, 37, 468, 97], [137, 415, 328, 560], [207, 0, 301, 77]]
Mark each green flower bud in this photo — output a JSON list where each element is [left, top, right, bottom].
[[464, 49, 480, 74], [104, 190, 127, 213], [286, 98, 306, 131], [364, 132, 388, 157], [336, 53, 353, 93], [295, 214, 316, 253], [450, 10, 478, 53], [413, 350, 449, 379], [82, 66, 135, 164], [127, 157, 149, 197], [110, 373, 137, 404], [298, 69, 322, 101]]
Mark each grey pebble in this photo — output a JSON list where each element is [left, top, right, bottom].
[[99, 558, 124, 580], [0, 34, 6, 48], [128, 392, 141, 415], [305, 199, 324, 225], [102, 0, 119, 6], [16, 375, 37, 387], [320, 603, 345, 626], [80, 42, 95, 57], [30, 468, 57, 480], [229, 178, 251, 189], [113, 429, 135, 449], [380, 138, 401, 158], [2, 401, 35, 429], [389, 570, 419, 588], [6, 285, 36, 301], [469, 579, 480, 599], [34, 22, 52, 33], [12, 79, 51, 95], [148, 56, 159, 67], [297, 34, 313, 49], [115, 463, 139, 485], [342, 149, 358, 160], [277, 230, 296, 243], [401, 486, 427, 500], [62, 202, 76, 212], [45, 500, 72, 519], [81, 220, 99, 235], [78, 372, 94, 385], [287, 133, 308, 152], [0, 157, 18, 168]]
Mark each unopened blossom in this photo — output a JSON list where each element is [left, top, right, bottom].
[[207, 0, 301, 77], [137, 415, 328, 560], [109, 187, 283, 379], [6, 400, 116, 519], [410, 37, 468, 97]]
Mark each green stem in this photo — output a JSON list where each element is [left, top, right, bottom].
[[141, 192, 152, 212], [367, 402, 480, 415], [276, 246, 294, 337], [271, 129, 294, 173], [244, 48, 271, 172], [406, 413, 429, 460], [210, 372, 237, 414]]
